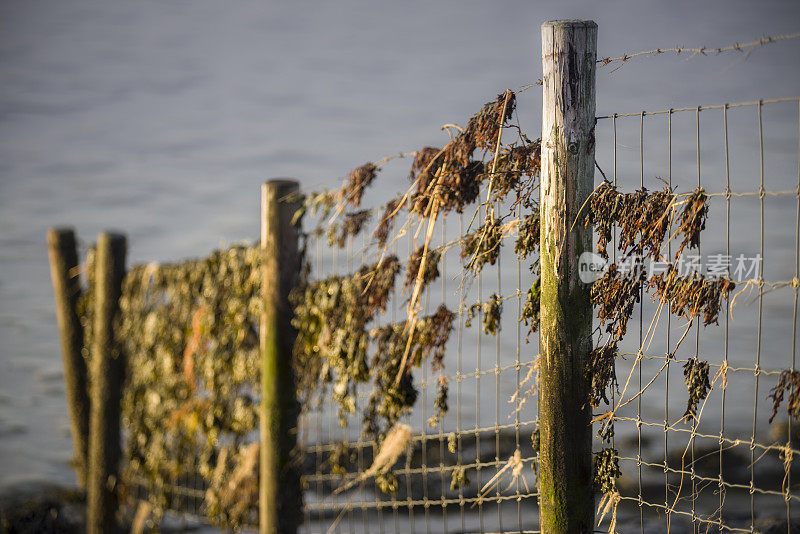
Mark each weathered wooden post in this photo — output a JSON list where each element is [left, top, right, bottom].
[[47, 227, 90, 488], [260, 179, 302, 534], [87, 232, 127, 534], [538, 19, 597, 533]]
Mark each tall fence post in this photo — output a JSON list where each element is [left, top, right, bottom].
[[87, 232, 127, 534], [539, 19, 597, 534], [260, 179, 302, 534], [47, 227, 90, 489]]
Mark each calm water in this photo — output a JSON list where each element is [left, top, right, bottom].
[[1, 0, 799, 505]]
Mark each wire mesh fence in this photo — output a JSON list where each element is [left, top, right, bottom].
[[48, 19, 800, 534], [588, 96, 800, 533], [292, 97, 800, 534]]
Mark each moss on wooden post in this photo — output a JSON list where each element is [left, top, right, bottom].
[[539, 19, 597, 534], [47, 227, 90, 488], [87, 232, 126, 534], [259, 180, 302, 534]]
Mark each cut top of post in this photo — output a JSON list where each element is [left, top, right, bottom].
[[541, 20, 598, 56], [541, 19, 597, 28]]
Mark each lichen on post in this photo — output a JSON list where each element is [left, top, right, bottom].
[[538, 19, 597, 534]]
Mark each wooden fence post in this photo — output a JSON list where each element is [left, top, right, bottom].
[[87, 232, 127, 534], [539, 19, 597, 534], [47, 227, 90, 489], [260, 179, 302, 534]]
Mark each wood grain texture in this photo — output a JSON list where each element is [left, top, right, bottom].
[[538, 19, 597, 534]]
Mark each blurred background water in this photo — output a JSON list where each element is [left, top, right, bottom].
[[1, 0, 799, 500]]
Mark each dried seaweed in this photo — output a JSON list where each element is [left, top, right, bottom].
[[587, 343, 618, 409], [337, 209, 372, 247], [294, 190, 337, 226], [676, 188, 708, 257], [514, 210, 540, 261], [342, 162, 378, 208], [364, 305, 454, 436], [408, 92, 515, 216], [768, 370, 800, 423], [591, 263, 645, 340], [404, 246, 441, 293], [683, 358, 711, 421], [520, 278, 541, 337], [410, 158, 484, 215], [360, 256, 402, 316], [450, 466, 469, 491], [110, 245, 268, 526], [587, 182, 674, 260], [409, 147, 442, 187], [427, 376, 449, 428], [291, 257, 401, 422], [373, 197, 403, 248], [461, 217, 502, 274], [593, 448, 621, 494], [465, 294, 503, 336], [489, 141, 541, 203], [649, 266, 735, 326]]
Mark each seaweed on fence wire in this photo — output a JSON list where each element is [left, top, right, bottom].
[[587, 182, 674, 260], [593, 448, 621, 494], [427, 376, 449, 428], [293, 190, 337, 227], [587, 343, 618, 409], [110, 245, 266, 528], [465, 293, 503, 336], [407, 92, 516, 216], [373, 197, 403, 248], [676, 188, 709, 257], [290, 257, 402, 423], [447, 432, 457, 454], [514, 210, 540, 261], [404, 246, 441, 293], [450, 466, 469, 491], [520, 278, 541, 339], [489, 141, 541, 203], [640, 187, 674, 259], [342, 162, 378, 208], [204, 443, 260, 530], [591, 262, 645, 340], [410, 157, 484, 216], [648, 266, 735, 326], [587, 181, 620, 259], [768, 370, 800, 423], [683, 358, 711, 421], [335, 209, 372, 247], [362, 305, 454, 438], [328, 442, 352, 477], [461, 216, 502, 274]]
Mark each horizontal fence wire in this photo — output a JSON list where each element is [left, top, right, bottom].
[[298, 172, 542, 533], [112, 82, 800, 531], [297, 95, 800, 534], [591, 96, 800, 533]]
